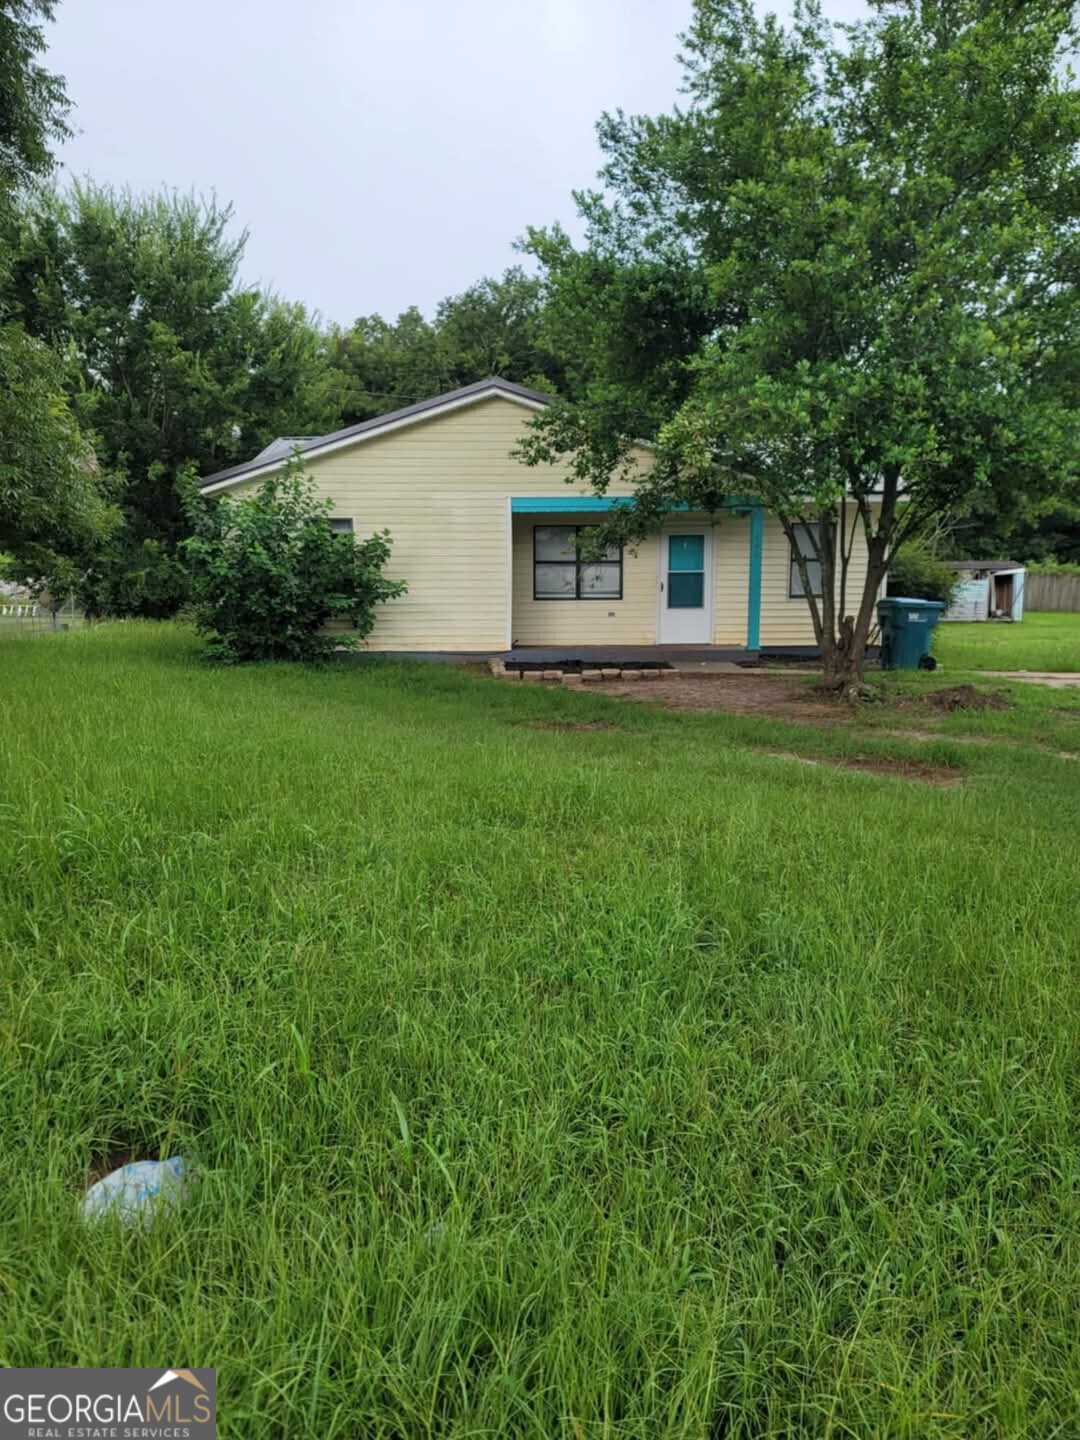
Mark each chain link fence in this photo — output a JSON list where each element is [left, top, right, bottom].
[[0, 596, 84, 636]]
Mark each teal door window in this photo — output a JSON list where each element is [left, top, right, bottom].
[[667, 534, 705, 608]]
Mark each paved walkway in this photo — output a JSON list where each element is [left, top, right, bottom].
[[979, 670, 1080, 689]]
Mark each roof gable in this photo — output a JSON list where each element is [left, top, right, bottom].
[[200, 377, 549, 493]]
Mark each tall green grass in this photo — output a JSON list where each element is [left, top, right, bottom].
[[934, 610, 1080, 672], [1, 625, 1077, 1438]]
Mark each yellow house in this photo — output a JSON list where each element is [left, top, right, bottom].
[[200, 378, 879, 656]]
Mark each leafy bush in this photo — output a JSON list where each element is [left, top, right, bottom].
[[886, 542, 960, 607], [76, 537, 190, 618], [184, 459, 406, 662], [1027, 558, 1080, 575]]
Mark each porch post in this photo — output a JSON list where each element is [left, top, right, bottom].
[[505, 495, 513, 651], [746, 507, 764, 651]]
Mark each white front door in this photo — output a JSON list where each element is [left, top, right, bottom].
[[658, 529, 713, 643]]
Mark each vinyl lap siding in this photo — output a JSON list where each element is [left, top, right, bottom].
[[511, 519, 659, 646], [709, 517, 750, 645], [221, 398, 877, 652], [245, 396, 650, 651], [757, 515, 877, 648], [512, 512, 752, 647]]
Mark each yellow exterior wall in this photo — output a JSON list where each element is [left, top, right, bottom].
[[511, 518, 658, 646], [220, 395, 878, 651], [511, 511, 751, 647], [757, 515, 879, 647], [709, 517, 751, 645], [225, 395, 647, 651]]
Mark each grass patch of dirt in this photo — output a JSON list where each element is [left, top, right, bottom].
[[926, 684, 1013, 713], [607, 674, 1022, 733], [604, 674, 844, 723], [762, 750, 964, 786]]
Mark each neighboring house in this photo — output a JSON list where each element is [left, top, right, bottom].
[[943, 561, 1026, 623], [199, 377, 882, 656]]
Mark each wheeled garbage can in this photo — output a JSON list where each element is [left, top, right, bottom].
[[877, 597, 944, 670]]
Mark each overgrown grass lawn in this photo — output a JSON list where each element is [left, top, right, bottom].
[[933, 609, 1080, 672], [1, 626, 1078, 1438]]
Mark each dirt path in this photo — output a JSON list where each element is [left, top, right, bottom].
[[599, 672, 1079, 761], [602, 673, 848, 723]]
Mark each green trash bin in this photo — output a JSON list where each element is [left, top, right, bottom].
[[877, 597, 945, 670]]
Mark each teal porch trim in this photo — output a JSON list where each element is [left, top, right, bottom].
[[510, 496, 761, 514], [746, 507, 764, 651], [510, 496, 637, 513]]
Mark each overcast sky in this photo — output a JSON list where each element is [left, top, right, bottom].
[[43, 0, 868, 328]]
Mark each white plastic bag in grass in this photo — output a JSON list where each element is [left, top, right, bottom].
[[81, 1156, 188, 1226]]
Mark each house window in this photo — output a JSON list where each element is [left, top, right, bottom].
[[533, 525, 622, 600], [328, 517, 353, 535], [789, 524, 824, 597]]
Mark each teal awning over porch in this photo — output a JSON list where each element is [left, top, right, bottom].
[[510, 496, 760, 513], [510, 496, 641, 513]]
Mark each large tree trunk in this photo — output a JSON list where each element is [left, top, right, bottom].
[[821, 537, 888, 700], [779, 475, 898, 701], [820, 624, 867, 700]]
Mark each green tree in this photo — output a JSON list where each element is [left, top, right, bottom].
[[13, 184, 350, 614], [0, 323, 116, 593], [0, 0, 69, 195], [330, 306, 446, 423], [235, 293, 355, 456], [946, 498, 1080, 564], [0, 2, 113, 592], [184, 457, 406, 663], [330, 267, 566, 424], [518, 0, 1080, 693], [885, 541, 960, 607], [434, 267, 565, 394]]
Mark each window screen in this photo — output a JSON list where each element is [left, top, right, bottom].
[[534, 526, 622, 600], [789, 525, 824, 597]]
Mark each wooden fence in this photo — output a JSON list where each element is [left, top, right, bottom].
[[1025, 573, 1080, 613]]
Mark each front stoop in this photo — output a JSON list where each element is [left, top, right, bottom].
[[669, 659, 746, 676], [493, 665, 669, 684]]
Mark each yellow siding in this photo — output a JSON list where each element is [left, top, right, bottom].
[[511, 518, 659, 646], [227, 395, 647, 651], [511, 512, 751, 647], [220, 396, 878, 652], [758, 515, 877, 647], [710, 517, 751, 644]]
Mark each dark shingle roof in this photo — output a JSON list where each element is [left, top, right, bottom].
[[200, 377, 550, 489]]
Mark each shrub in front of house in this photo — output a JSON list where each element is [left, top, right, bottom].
[[184, 459, 406, 662]]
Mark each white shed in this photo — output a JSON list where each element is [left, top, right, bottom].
[[943, 561, 1026, 623]]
